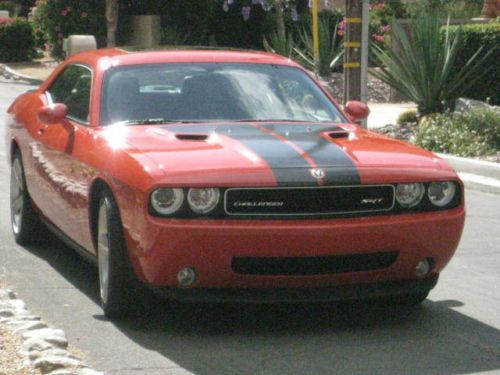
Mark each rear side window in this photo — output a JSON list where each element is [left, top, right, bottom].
[[47, 64, 92, 124]]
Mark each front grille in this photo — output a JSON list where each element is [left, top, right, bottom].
[[224, 185, 394, 216], [232, 251, 399, 275]]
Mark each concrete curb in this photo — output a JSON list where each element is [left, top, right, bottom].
[[438, 153, 500, 195], [0, 64, 44, 85]]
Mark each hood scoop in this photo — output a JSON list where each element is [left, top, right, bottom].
[[328, 130, 350, 139], [175, 133, 209, 141]]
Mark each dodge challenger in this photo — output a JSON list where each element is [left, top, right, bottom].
[[6, 49, 465, 319]]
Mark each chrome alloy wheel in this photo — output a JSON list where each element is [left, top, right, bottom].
[[10, 157, 25, 235], [97, 199, 111, 305]]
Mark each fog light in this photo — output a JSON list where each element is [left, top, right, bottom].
[[177, 268, 197, 287], [415, 258, 432, 277]]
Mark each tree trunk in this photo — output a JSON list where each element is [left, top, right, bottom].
[[106, 0, 118, 47], [274, 0, 286, 41]]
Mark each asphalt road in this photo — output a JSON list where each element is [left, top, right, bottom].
[[1, 78, 499, 375]]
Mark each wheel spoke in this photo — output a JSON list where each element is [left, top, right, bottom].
[[97, 200, 111, 305], [10, 160, 25, 234]]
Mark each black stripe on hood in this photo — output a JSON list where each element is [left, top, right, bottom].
[[253, 123, 360, 185], [166, 124, 318, 186]]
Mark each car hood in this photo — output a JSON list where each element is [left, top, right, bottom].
[[115, 122, 457, 186]]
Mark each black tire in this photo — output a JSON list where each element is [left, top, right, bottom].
[[395, 291, 429, 306], [96, 188, 141, 320], [10, 152, 43, 245], [378, 291, 430, 307]]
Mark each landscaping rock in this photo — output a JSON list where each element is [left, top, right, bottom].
[[14, 320, 48, 333], [32, 356, 81, 373], [0, 287, 102, 374], [29, 348, 81, 361], [455, 97, 498, 112], [23, 328, 66, 340]]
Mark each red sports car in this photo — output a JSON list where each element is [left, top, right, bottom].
[[6, 49, 465, 319]]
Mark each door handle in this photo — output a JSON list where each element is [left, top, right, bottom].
[[37, 128, 45, 135]]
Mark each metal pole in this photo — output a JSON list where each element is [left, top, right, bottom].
[[359, 0, 370, 128], [360, 0, 369, 103], [343, 0, 362, 103], [312, 0, 320, 74]]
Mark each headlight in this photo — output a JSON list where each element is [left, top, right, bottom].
[[395, 183, 425, 208], [150, 188, 184, 215], [428, 182, 456, 207], [187, 188, 220, 214]]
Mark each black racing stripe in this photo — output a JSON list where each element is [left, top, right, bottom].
[[259, 124, 361, 185], [164, 124, 317, 186]]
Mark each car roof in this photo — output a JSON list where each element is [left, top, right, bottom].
[[66, 48, 302, 69]]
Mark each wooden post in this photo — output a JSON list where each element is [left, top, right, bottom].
[[343, 0, 362, 103]]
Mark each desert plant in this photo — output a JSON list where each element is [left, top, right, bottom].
[[370, 14, 493, 116], [263, 31, 295, 57], [294, 17, 343, 77], [415, 107, 500, 157]]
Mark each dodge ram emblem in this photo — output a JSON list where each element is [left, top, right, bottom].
[[310, 168, 326, 179]]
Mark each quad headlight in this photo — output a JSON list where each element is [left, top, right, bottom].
[[150, 188, 184, 215], [187, 188, 220, 214], [150, 187, 221, 216], [428, 181, 456, 207], [395, 183, 425, 208]]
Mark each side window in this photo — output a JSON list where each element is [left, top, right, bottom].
[[47, 65, 92, 124]]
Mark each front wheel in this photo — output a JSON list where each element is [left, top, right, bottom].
[[97, 189, 139, 319], [10, 152, 43, 245]]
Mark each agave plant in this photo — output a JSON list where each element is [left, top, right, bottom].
[[263, 31, 295, 58], [370, 14, 493, 115], [294, 17, 343, 77]]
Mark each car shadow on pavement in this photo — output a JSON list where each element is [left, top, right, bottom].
[[24, 236, 500, 375]]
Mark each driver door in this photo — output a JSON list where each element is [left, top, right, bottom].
[[30, 64, 96, 252]]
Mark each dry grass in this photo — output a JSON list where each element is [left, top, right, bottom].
[[0, 327, 40, 375]]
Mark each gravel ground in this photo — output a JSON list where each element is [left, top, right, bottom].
[[0, 327, 40, 375], [324, 73, 394, 103]]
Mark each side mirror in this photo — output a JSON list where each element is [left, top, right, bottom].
[[344, 101, 370, 122], [38, 103, 68, 124]]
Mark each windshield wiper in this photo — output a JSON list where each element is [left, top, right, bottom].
[[114, 119, 224, 126], [115, 118, 179, 126], [233, 119, 321, 123]]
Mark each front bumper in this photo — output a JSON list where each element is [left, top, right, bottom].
[[152, 274, 439, 303], [124, 207, 464, 289]]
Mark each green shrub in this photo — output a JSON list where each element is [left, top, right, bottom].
[[0, 1, 16, 17], [406, 0, 483, 19], [397, 109, 418, 125], [33, 0, 106, 60], [445, 23, 500, 105], [0, 18, 35, 62], [415, 107, 500, 157]]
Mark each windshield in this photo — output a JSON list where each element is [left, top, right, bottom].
[[101, 63, 345, 125]]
